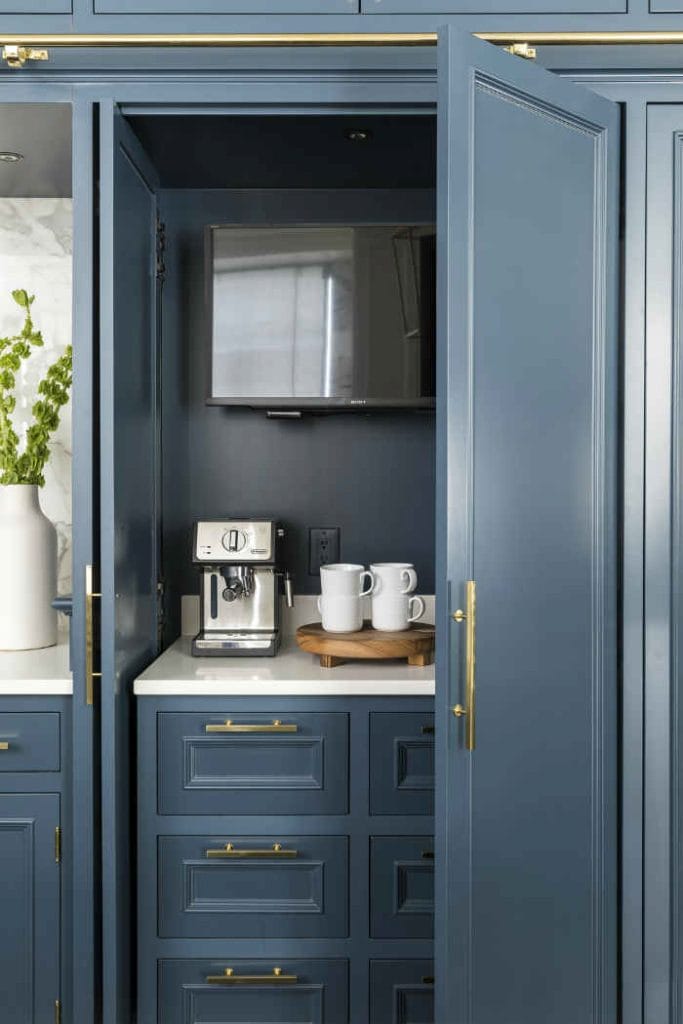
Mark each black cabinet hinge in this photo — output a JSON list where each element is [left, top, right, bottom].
[[156, 218, 166, 283]]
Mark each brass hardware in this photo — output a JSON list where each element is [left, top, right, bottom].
[[421, 850, 434, 859], [0, 741, 9, 750], [420, 725, 434, 735], [0, 31, 682, 52], [503, 41, 537, 59], [452, 609, 466, 622], [206, 966, 298, 985], [422, 976, 435, 985], [451, 580, 476, 750], [2, 45, 48, 68], [55, 826, 61, 864], [205, 719, 297, 733], [54, 999, 61, 1024], [85, 564, 102, 707], [206, 842, 298, 859]]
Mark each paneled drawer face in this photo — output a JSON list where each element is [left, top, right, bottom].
[[159, 958, 349, 1024], [370, 836, 434, 939], [158, 834, 348, 938], [369, 713, 434, 815], [158, 712, 348, 815], [370, 960, 434, 1024], [95, 0, 356, 12], [0, 713, 60, 772]]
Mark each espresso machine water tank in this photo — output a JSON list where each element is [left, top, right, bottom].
[[191, 519, 293, 657]]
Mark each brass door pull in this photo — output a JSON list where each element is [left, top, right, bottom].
[[451, 580, 476, 750], [206, 842, 298, 859], [206, 967, 298, 985], [205, 720, 297, 733], [85, 564, 102, 707], [0, 742, 9, 750]]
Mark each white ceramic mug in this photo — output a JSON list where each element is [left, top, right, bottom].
[[317, 594, 363, 634], [320, 563, 374, 598], [370, 562, 418, 597], [371, 593, 426, 632]]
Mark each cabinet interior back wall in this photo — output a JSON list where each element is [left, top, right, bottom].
[[159, 186, 437, 636]]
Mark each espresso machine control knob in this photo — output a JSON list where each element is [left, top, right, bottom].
[[222, 528, 246, 553]]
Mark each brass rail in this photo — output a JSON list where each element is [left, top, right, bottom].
[[206, 842, 298, 858], [206, 967, 297, 985], [205, 719, 297, 733]]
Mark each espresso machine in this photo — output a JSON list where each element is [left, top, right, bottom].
[[192, 518, 293, 656]]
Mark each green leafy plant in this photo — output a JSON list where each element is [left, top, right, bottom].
[[0, 289, 72, 487]]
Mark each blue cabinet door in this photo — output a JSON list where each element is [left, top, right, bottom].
[[436, 30, 620, 1024], [0, 794, 60, 1024], [95, 0, 356, 11], [100, 104, 161, 1024]]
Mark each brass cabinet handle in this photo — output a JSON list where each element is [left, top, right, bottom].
[[85, 564, 102, 707], [0, 742, 9, 751], [451, 580, 477, 750], [422, 976, 435, 985], [205, 719, 297, 733], [206, 967, 298, 985], [420, 724, 434, 735], [206, 842, 298, 859], [421, 850, 434, 860]]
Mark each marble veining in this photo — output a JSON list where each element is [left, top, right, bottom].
[[0, 198, 73, 602]]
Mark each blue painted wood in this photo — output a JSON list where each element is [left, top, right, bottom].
[[370, 835, 433, 938], [95, 0, 356, 11], [435, 29, 619, 1024], [100, 101, 162, 1024], [0, 0, 69, 9], [158, 711, 349, 815], [0, 713, 60, 772], [369, 959, 434, 1023], [369, 712, 434, 815], [158, 958, 349, 1024], [158, 834, 349, 938], [363, 0, 623, 11], [0, 793, 60, 1024]]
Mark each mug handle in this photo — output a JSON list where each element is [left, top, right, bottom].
[[407, 596, 425, 622], [360, 570, 375, 597], [401, 568, 418, 594]]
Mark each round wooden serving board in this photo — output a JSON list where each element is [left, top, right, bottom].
[[296, 621, 435, 669]]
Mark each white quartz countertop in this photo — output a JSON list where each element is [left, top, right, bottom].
[[0, 641, 72, 695], [134, 637, 435, 696]]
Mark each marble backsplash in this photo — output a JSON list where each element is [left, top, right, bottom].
[[0, 199, 73, 600]]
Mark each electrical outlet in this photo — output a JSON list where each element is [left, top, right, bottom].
[[309, 527, 340, 575]]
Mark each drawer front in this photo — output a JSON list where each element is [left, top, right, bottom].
[[158, 712, 348, 815], [96, 0, 355, 11], [370, 960, 434, 1024], [369, 713, 434, 815], [159, 958, 348, 1024], [370, 836, 434, 939], [159, 834, 348, 938], [0, 713, 60, 772]]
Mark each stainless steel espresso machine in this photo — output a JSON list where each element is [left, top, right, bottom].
[[192, 518, 293, 656]]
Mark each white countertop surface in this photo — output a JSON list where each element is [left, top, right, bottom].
[[134, 637, 435, 696], [0, 641, 72, 695]]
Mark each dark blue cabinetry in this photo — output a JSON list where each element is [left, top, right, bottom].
[[139, 695, 434, 1024], [95, 0, 357, 11]]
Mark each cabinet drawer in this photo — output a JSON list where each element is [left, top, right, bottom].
[[158, 712, 348, 815], [370, 960, 434, 1024], [370, 836, 433, 939], [0, 1, 70, 9], [0, 713, 60, 772], [369, 713, 433, 815], [159, 958, 348, 1024], [95, 0, 355, 12], [159, 834, 348, 938]]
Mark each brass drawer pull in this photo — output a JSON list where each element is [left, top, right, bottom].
[[0, 741, 9, 751], [422, 976, 435, 985], [206, 967, 298, 985], [420, 725, 434, 735], [206, 842, 298, 859], [421, 850, 434, 860], [451, 580, 477, 750], [205, 719, 297, 733]]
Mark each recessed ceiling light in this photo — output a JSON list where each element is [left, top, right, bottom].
[[0, 152, 23, 163], [346, 129, 371, 143]]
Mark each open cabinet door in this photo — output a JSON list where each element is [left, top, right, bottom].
[[99, 102, 161, 1024], [435, 30, 620, 1024]]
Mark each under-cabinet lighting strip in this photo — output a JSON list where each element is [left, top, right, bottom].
[[3, 32, 683, 48]]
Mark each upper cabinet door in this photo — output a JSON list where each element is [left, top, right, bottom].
[[99, 104, 161, 1024], [95, 0, 357, 12], [0, 0, 70, 9], [435, 30, 619, 1024]]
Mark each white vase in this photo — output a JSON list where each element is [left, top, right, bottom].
[[0, 484, 57, 650]]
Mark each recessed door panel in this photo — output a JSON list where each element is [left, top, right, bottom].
[[436, 29, 619, 1024], [371, 836, 434, 938], [370, 712, 434, 815]]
